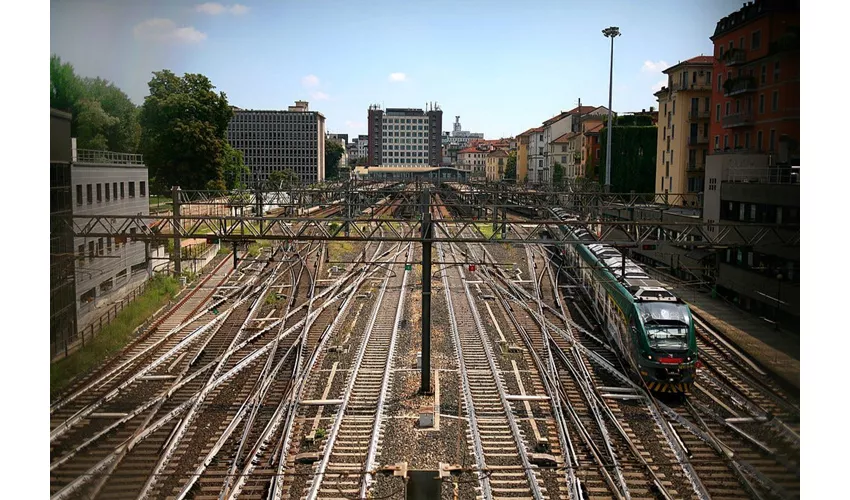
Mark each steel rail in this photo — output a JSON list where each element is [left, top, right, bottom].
[[268, 238, 392, 500], [303, 243, 397, 500], [437, 241, 493, 500], [478, 251, 582, 500], [359, 243, 412, 498], [50, 312, 306, 500], [49, 281, 260, 443], [454, 244, 545, 500], [50, 253, 234, 414], [136, 262, 286, 499]]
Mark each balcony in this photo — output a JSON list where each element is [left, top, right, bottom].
[[689, 109, 710, 120], [723, 76, 757, 97], [722, 111, 754, 128], [671, 81, 712, 92], [687, 161, 705, 172], [719, 48, 747, 66], [687, 135, 708, 146]]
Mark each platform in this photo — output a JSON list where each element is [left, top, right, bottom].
[[662, 280, 800, 391]]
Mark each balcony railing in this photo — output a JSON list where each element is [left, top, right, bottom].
[[687, 135, 709, 146], [723, 76, 757, 97], [687, 161, 705, 172], [74, 149, 145, 166], [671, 81, 712, 92], [689, 109, 710, 120], [722, 111, 754, 128], [724, 167, 800, 184], [720, 48, 747, 66]]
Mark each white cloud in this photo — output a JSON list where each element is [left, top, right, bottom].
[[301, 74, 320, 87], [642, 60, 669, 73], [133, 18, 206, 44], [310, 91, 329, 101], [388, 72, 407, 82], [652, 79, 667, 92], [195, 3, 250, 15]]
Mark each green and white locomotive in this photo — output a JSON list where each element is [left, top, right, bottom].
[[551, 208, 697, 393]]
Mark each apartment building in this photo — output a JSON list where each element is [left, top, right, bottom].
[[458, 143, 490, 177], [709, 0, 800, 164], [485, 148, 508, 182], [366, 104, 443, 166], [515, 128, 536, 183], [654, 56, 714, 204], [227, 101, 327, 184], [703, 0, 800, 331]]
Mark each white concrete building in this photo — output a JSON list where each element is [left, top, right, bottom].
[[70, 146, 150, 330]]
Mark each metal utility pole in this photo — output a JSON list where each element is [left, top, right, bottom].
[[602, 26, 620, 193], [172, 186, 182, 276], [420, 188, 433, 394]]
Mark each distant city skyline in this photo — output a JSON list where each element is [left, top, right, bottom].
[[50, 0, 744, 139]]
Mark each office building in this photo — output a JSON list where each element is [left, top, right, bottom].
[[366, 104, 443, 166], [227, 101, 327, 184]]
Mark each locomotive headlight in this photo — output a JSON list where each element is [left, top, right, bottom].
[[646, 354, 653, 360]]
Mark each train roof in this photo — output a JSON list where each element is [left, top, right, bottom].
[[551, 207, 680, 303]]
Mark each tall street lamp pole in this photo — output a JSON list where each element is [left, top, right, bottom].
[[602, 26, 620, 193]]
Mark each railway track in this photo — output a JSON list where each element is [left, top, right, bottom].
[[440, 239, 550, 500], [50, 247, 295, 499], [546, 243, 800, 499]]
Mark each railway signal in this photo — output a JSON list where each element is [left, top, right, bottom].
[[405, 264, 412, 271], [468, 264, 476, 272]]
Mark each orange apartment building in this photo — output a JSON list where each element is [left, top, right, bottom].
[[709, 0, 800, 163]]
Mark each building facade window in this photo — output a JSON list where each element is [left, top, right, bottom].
[[76, 185, 83, 205], [86, 184, 93, 204], [772, 91, 779, 111], [752, 30, 761, 50]]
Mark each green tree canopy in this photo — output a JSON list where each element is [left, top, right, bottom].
[[50, 55, 140, 152], [139, 70, 234, 191], [552, 162, 565, 186], [325, 138, 345, 180], [50, 55, 81, 114], [504, 151, 517, 181], [222, 143, 249, 190], [266, 169, 298, 190]]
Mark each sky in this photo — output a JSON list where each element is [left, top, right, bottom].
[[50, 0, 746, 140]]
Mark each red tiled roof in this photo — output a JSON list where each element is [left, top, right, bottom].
[[458, 146, 481, 154], [684, 55, 714, 65], [664, 55, 714, 73], [488, 148, 508, 157], [584, 123, 604, 134], [566, 105, 602, 116], [517, 126, 543, 137]]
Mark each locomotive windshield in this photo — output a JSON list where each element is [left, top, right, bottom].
[[638, 302, 692, 350]]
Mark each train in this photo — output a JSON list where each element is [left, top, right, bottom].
[[550, 207, 698, 393]]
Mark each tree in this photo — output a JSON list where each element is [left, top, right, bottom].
[[222, 143, 249, 190], [139, 70, 234, 191], [552, 162, 565, 186], [504, 151, 517, 181], [325, 138, 345, 180], [266, 169, 298, 190], [50, 55, 141, 152], [79, 77, 141, 152], [51, 55, 81, 114]]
